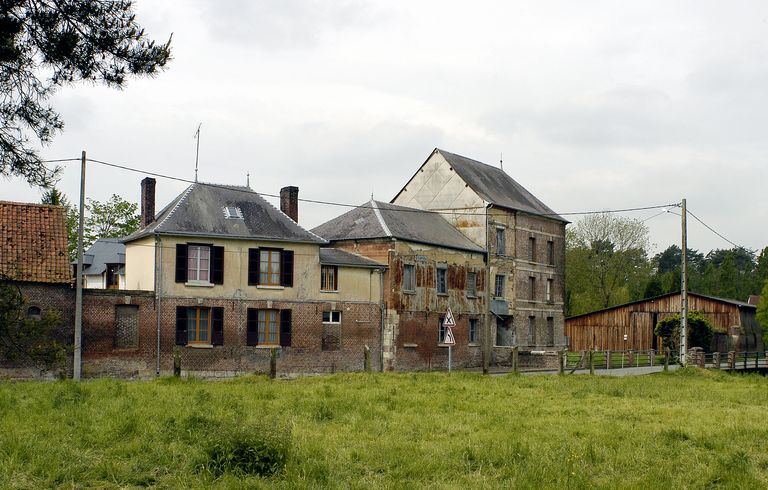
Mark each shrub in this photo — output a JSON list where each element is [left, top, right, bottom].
[[655, 311, 714, 351], [205, 419, 291, 477]]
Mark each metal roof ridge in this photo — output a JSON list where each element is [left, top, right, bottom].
[[370, 199, 393, 238], [153, 183, 196, 232]]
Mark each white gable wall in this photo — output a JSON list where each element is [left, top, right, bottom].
[[392, 152, 487, 247]]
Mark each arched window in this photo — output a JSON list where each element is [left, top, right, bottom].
[[27, 306, 42, 321]]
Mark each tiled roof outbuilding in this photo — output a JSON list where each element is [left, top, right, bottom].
[[0, 201, 71, 284]]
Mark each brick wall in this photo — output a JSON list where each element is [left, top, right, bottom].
[[392, 311, 482, 371], [0, 282, 74, 378], [79, 290, 381, 378]]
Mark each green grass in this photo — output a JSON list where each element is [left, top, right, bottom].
[[1, 370, 767, 488]]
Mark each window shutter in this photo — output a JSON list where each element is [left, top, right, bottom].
[[211, 307, 224, 345], [281, 250, 294, 287], [211, 246, 225, 284], [279, 309, 292, 347], [175, 306, 188, 345], [248, 248, 260, 285], [246, 308, 259, 346], [175, 244, 188, 283]]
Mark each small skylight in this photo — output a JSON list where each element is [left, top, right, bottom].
[[223, 206, 243, 219]]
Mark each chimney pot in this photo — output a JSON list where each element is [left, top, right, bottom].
[[141, 177, 156, 228], [280, 186, 299, 223]]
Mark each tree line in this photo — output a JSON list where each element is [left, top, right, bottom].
[[566, 213, 768, 318]]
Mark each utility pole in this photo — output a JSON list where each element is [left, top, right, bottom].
[[73, 151, 86, 380], [680, 198, 688, 366]]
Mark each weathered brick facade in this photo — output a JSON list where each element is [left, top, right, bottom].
[[79, 289, 381, 378]]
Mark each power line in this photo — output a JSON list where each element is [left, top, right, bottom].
[[41, 158, 81, 164], [52, 155, 680, 219], [686, 208, 744, 250]]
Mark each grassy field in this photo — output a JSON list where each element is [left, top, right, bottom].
[[1, 369, 767, 489]]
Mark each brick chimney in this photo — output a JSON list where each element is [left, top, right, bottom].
[[280, 186, 299, 222], [140, 177, 156, 228]]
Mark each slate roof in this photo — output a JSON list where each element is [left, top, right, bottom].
[[319, 248, 386, 269], [312, 200, 485, 253], [428, 148, 567, 223], [0, 201, 71, 284], [124, 183, 325, 244], [76, 238, 125, 276]]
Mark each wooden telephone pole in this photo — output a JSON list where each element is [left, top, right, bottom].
[[680, 198, 688, 366]]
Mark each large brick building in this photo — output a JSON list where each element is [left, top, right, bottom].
[[391, 149, 568, 367], [312, 200, 487, 371], [83, 178, 386, 377]]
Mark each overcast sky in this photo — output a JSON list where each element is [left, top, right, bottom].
[[2, 0, 766, 255]]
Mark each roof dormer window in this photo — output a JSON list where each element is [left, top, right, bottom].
[[223, 206, 243, 219]]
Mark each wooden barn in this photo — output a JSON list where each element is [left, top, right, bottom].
[[565, 292, 763, 353]]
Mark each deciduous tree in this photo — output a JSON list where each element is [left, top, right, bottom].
[[566, 213, 651, 315], [84, 194, 140, 248]]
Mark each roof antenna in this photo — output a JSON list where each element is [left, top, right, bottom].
[[500, 152, 503, 171], [193, 123, 202, 182], [246, 172, 250, 188]]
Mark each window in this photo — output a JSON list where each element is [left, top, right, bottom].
[[496, 228, 505, 255], [176, 306, 223, 346], [469, 319, 478, 344], [260, 249, 281, 285], [258, 309, 279, 345], [106, 264, 121, 289], [223, 206, 243, 219], [438, 316, 446, 343], [529, 276, 536, 301], [546, 278, 553, 302], [176, 244, 223, 285], [321, 265, 338, 291], [27, 306, 41, 321], [547, 240, 555, 265], [466, 272, 477, 297], [436, 267, 447, 295], [187, 245, 210, 282], [247, 248, 293, 287], [403, 264, 416, 292], [322, 311, 341, 351], [494, 274, 505, 298], [528, 237, 536, 262], [546, 317, 554, 345], [528, 316, 536, 346], [246, 309, 291, 347], [322, 311, 341, 323], [187, 307, 210, 344]]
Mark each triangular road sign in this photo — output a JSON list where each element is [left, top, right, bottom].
[[443, 307, 456, 328], [443, 326, 456, 345]]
